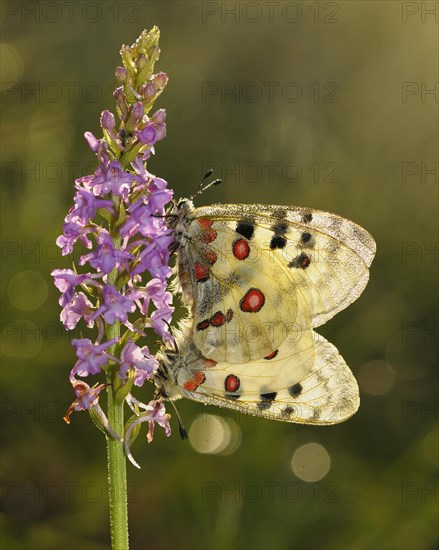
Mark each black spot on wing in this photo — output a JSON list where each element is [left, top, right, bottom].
[[282, 406, 294, 417], [289, 383, 303, 396], [288, 253, 311, 269], [302, 213, 313, 224], [270, 235, 287, 249], [257, 392, 277, 411], [261, 392, 277, 400], [271, 222, 288, 235], [300, 232, 314, 248], [236, 221, 254, 240]]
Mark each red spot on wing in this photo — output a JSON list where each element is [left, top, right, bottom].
[[202, 357, 217, 368], [225, 374, 240, 393], [193, 371, 206, 385], [198, 218, 213, 230], [239, 288, 265, 313], [201, 229, 217, 244], [210, 311, 226, 327], [183, 371, 206, 392], [264, 350, 279, 360], [207, 309, 233, 328], [301, 255, 311, 268], [232, 238, 250, 260], [196, 319, 210, 331], [203, 248, 218, 265], [194, 262, 209, 282]]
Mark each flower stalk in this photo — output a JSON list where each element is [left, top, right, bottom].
[[106, 369, 129, 550]]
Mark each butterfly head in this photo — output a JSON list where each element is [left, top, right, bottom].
[[174, 197, 195, 217], [166, 197, 195, 229], [176, 197, 192, 210]]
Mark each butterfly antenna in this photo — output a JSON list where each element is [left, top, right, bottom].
[[191, 169, 222, 200], [197, 177, 222, 197], [169, 399, 188, 439], [193, 168, 214, 194]]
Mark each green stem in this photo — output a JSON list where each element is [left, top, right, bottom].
[[106, 367, 129, 550], [105, 223, 129, 550]]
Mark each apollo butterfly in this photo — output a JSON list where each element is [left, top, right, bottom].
[[155, 174, 376, 424]]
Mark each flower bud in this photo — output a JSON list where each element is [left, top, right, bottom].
[[142, 82, 156, 99], [136, 54, 147, 69], [115, 66, 127, 82], [131, 101, 144, 123], [84, 131, 100, 153], [152, 109, 166, 124], [148, 45, 160, 62], [113, 87, 128, 121], [100, 110, 116, 130], [155, 123, 166, 141], [120, 45, 134, 69], [153, 72, 168, 89]]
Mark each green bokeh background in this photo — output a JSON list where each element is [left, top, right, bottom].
[[1, 1, 438, 549]]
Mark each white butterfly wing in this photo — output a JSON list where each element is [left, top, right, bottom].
[[176, 203, 375, 364], [181, 221, 302, 363], [193, 204, 376, 328], [172, 330, 359, 425]]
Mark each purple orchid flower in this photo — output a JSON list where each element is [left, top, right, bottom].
[[56, 214, 95, 255], [90, 160, 137, 199], [71, 338, 118, 377], [146, 277, 173, 310], [60, 292, 95, 330], [72, 188, 114, 225], [93, 285, 137, 325], [79, 229, 135, 274], [51, 269, 96, 307], [136, 123, 158, 146], [124, 399, 171, 468], [64, 380, 107, 421], [131, 237, 173, 279], [64, 379, 120, 442], [150, 306, 174, 342], [119, 341, 159, 387]]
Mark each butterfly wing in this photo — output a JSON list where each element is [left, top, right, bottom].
[[171, 330, 359, 425], [176, 203, 375, 363], [179, 218, 303, 363]]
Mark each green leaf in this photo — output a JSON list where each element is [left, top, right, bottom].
[[97, 208, 113, 223], [114, 201, 128, 231]]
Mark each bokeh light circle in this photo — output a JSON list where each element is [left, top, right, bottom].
[[291, 442, 331, 482], [189, 414, 242, 455], [8, 270, 48, 311], [358, 359, 395, 395]]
